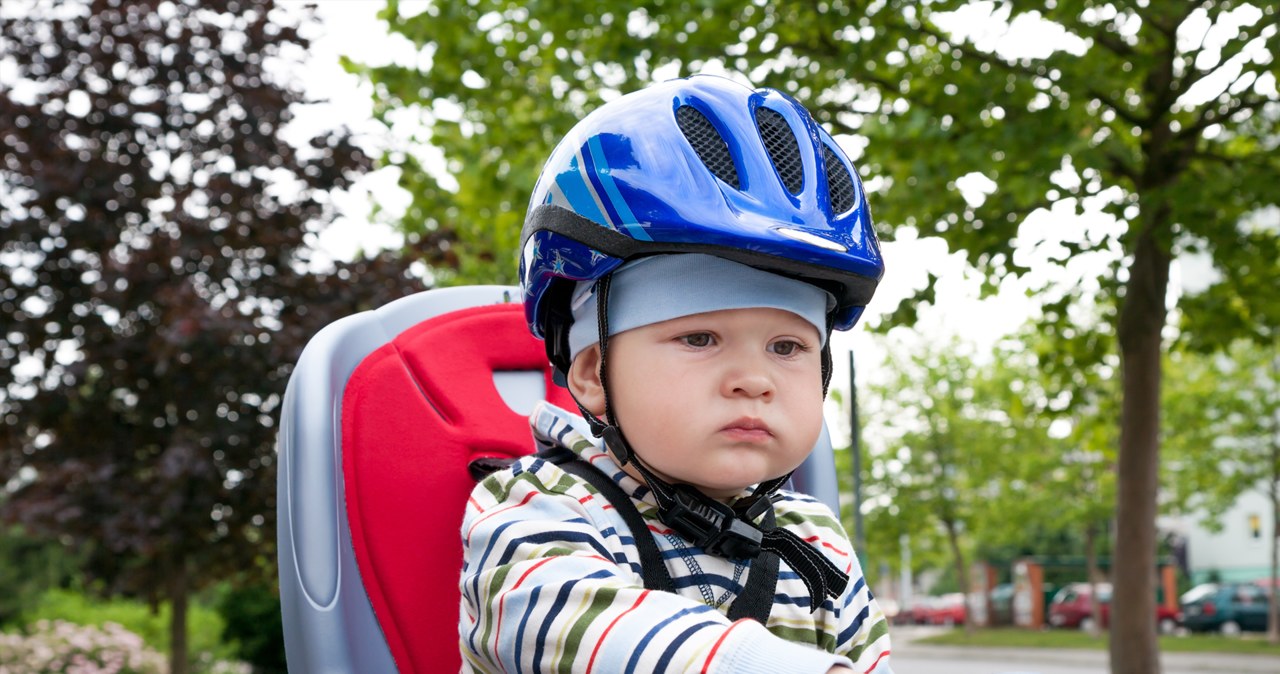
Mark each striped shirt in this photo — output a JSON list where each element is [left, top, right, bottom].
[[459, 402, 893, 673]]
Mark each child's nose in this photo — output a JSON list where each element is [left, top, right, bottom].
[[723, 356, 775, 399]]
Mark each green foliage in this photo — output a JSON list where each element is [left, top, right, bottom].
[[216, 581, 286, 674], [855, 323, 1125, 585], [1163, 339, 1280, 524], [0, 526, 79, 629], [357, 0, 1277, 324], [1180, 228, 1280, 350], [858, 336, 1023, 588], [351, 0, 907, 283]]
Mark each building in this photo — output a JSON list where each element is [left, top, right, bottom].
[[1177, 485, 1276, 585]]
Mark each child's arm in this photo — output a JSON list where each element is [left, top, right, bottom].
[[829, 530, 894, 673], [459, 467, 856, 674]]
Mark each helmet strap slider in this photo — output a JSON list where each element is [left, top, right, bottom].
[[601, 425, 633, 466]]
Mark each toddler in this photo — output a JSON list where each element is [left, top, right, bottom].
[[460, 74, 891, 673]]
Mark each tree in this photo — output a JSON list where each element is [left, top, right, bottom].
[[1015, 318, 1120, 637], [861, 327, 1118, 629], [0, 2, 423, 672], [359, 2, 1279, 669], [862, 336, 1030, 634], [841, 3, 1280, 660], [1163, 340, 1280, 643]]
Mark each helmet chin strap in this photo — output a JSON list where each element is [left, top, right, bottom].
[[566, 272, 848, 609]]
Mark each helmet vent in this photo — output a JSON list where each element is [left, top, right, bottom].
[[676, 105, 739, 189], [823, 143, 857, 214], [755, 108, 804, 194]]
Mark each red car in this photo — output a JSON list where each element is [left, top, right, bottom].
[[926, 592, 968, 626], [905, 596, 936, 625], [1049, 582, 1180, 633]]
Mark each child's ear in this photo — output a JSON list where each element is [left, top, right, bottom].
[[566, 344, 606, 417]]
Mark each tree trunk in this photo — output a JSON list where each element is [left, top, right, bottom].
[[1269, 470, 1279, 645], [169, 556, 189, 674], [943, 517, 973, 635], [1268, 374, 1279, 645], [1085, 522, 1104, 638], [1109, 225, 1169, 674]]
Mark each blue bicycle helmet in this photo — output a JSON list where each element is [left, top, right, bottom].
[[520, 74, 884, 374], [518, 76, 884, 602]]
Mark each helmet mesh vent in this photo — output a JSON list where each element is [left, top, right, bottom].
[[755, 108, 804, 194], [676, 105, 739, 189], [823, 144, 857, 214]]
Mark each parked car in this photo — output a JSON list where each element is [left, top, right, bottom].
[[927, 592, 967, 626], [907, 595, 937, 625], [1049, 582, 1181, 634], [1050, 582, 1112, 631], [1181, 581, 1271, 635]]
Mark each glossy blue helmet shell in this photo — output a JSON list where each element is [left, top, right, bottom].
[[520, 74, 884, 356]]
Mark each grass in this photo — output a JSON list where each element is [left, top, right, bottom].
[[916, 627, 1280, 656]]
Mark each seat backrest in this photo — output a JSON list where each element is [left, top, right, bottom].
[[277, 286, 841, 673]]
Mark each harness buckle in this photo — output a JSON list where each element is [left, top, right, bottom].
[[664, 484, 762, 559]]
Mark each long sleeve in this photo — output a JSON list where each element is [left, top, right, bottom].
[[829, 524, 892, 671], [768, 491, 892, 673], [459, 459, 856, 674]]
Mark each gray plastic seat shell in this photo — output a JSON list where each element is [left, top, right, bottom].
[[276, 285, 841, 673]]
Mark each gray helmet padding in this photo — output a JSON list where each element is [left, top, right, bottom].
[[568, 253, 834, 363]]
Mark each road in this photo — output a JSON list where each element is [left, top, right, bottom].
[[889, 626, 1280, 674]]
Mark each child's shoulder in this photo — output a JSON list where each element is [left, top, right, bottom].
[[470, 452, 590, 506], [771, 489, 849, 539], [770, 489, 860, 579]]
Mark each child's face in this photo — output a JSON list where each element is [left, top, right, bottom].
[[571, 307, 825, 500]]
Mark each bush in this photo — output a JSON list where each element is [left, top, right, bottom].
[[30, 588, 235, 664], [0, 526, 79, 629], [19, 588, 251, 673], [0, 619, 168, 674], [216, 582, 286, 674]]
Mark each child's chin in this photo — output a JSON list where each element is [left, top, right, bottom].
[[690, 481, 755, 500]]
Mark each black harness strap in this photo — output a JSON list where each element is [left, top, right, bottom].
[[726, 511, 780, 623], [544, 447, 675, 594], [539, 445, 778, 623]]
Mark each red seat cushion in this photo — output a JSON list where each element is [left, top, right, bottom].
[[341, 302, 575, 673]]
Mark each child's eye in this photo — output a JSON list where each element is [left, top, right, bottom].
[[769, 339, 809, 357], [679, 332, 715, 348]]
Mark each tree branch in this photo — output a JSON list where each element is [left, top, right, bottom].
[[1086, 86, 1146, 127], [1105, 149, 1140, 185], [1179, 93, 1270, 142], [1189, 148, 1246, 165], [1092, 30, 1136, 58]]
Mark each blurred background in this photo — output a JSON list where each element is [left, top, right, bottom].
[[1, 1, 1277, 672]]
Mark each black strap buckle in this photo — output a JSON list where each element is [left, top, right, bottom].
[[664, 484, 762, 559]]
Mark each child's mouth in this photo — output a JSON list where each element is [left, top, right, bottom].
[[720, 417, 773, 442]]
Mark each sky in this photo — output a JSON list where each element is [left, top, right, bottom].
[[271, 1, 1238, 444]]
